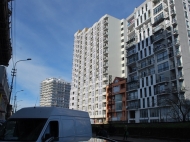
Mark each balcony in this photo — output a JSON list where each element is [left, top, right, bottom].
[[127, 49, 136, 57], [127, 76, 138, 83], [174, 40, 180, 46], [179, 86, 186, 92], [127, 19, 135, 28], [126, 37, 137, 49], [104, 19, 108, 25], [152, 24, 164, 33], [177, 62, 183, 68], [155, 89, 170, 95], [103, 43, 108, 49], [103, 62, 108, 68], [154, 44, 166, 52], [170, 0, 174, 6], [176, 51, 182, 57], [166, 31, 172, 37], [156, 77, 169, 84], [178, 73, 184, 80], [172, 19, 177, 25], [103, 56, 108, 61], [167, 43, 173, 49], [147, 70, 155, 76], [103, 49, 108, 55], [128, 95, 138, 101], [128, 68, 137, 74], [103, 69, 108, 75], [158, 66, 169, 72], [170, 75, 176, 80], [127, 57, 138, 65], [153, 33, 165, 43], [171, 10, 176, 16], [171, 87, 178, 93], [173, 30, 178, 35], [103, 26, 108, 30], [170, 64, 175, 70], [128, 101, 140, 110], [127, 84, 139, 91], [169, 52, 174, 58], [103, 37, 108, 42]]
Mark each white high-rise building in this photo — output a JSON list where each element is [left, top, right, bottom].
[[70, 14, 127, 123], [40, 78, 71, 108], [126, 0, 190, 123]]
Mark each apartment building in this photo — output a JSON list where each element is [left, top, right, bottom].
[[40, 78, 71, 108], [126, 0, 190, 123], [70, 14, 127, 124], [0, 66, 10, 120], [106, 77, 127, 122]]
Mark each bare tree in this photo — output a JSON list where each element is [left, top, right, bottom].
[[164, 94, 190, 122]]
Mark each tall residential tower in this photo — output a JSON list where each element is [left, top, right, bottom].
[[70, 15, 127, 123], [126, 0, 190, 123], [40, 78, 71, 108]]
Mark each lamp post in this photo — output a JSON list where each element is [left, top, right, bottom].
[[9, 58, 31, 103], [15, 100, 22, 113], [6, 58, 31, 119], [13, 90, 23, 113]]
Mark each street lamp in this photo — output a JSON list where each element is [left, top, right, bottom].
[[13, 90, 24, 113], [9, 58, 31, 103]]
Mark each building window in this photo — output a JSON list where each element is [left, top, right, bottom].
[[146, 4, 148, 11], [150, 108, 159, 117], [152, 97, 154, 107], [154, 12, 164, 23], [158, 61, 169, 73], [142, 78, 144, 87], [151, 75, 153, 85], [183, 2, 187, 10], [140, 109, 148, 117], [142, 41, 144, 48], [147, 98, 149, 107], [149, 46, 151, 55], [157, 51, 168, 62], [138, 43, 140, 50], [188, 30, 190, 37], [186, 20, 189, 28], [144, 88, 146, 97], [144, 13, 146, 21], [185, 11, 188, 19], [153, 4, 163, 15], [144, 48, 147, 57], [143, 99, 145, 108], [146, 77, 148, 86]]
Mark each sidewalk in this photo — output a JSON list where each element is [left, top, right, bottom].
[[93, 133, 178, 142], [108, 135, 173, 142]]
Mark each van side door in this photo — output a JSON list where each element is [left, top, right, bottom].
[[37, 116, 60, 142]]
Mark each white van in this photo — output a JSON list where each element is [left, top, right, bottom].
[[0, 107, 92, 142]]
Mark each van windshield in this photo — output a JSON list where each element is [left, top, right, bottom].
[[0, 118, 47, 141]]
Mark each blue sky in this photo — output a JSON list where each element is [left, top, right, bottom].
[[7, 0, 145, 110]]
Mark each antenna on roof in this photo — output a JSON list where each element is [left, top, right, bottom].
[[34, 97, 38, 108]]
